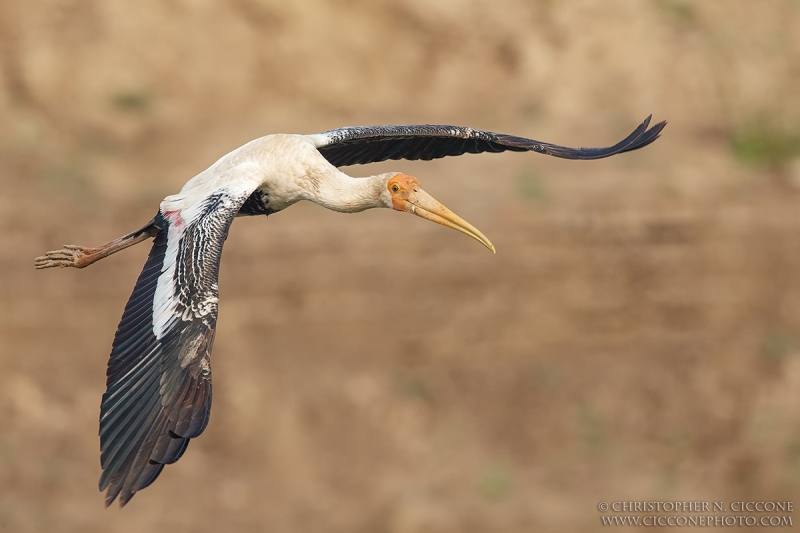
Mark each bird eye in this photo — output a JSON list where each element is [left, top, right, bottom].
[[391, 184, 399, 193]]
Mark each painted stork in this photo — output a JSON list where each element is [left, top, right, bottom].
[[35, 116, 665, 506]]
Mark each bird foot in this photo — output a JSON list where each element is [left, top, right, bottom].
[[34, 245, 94, 269]]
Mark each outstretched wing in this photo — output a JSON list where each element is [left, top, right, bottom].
[[99, 185, 256, 506], [310, 115, 666, 167]]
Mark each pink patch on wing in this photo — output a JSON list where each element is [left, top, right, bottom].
[[163, 210, 185, 228]]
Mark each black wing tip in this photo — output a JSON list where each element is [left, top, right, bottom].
[[102, 484, 124, 508], [115, 486, 136, 507], [620, 117, 667, 154], [530, 114, 667, 160], [100, 477, 148, 508], [594, 114, 667, 157], [101, 463, 162, 507], [100, 470, 129, 507]]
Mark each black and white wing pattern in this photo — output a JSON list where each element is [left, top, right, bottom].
[[98, 185, 255, 507], [310, 115, 666, 167]]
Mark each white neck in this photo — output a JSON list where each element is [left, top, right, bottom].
[[307, 168, 392, 213]]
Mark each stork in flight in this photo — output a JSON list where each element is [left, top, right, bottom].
[[35, 116, 665, 506]]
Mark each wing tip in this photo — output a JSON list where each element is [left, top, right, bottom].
[[620, 117, 668, 154], [102, 484, 124, 508]]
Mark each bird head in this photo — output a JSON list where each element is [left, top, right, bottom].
[[383, 173, 495, 253]]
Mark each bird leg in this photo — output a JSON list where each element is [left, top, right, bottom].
[[35, 218, 159, 269]]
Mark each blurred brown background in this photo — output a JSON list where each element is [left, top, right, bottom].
[[2, 1, 800, 531]]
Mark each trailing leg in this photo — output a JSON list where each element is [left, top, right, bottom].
[[35, 218, 159, 269]]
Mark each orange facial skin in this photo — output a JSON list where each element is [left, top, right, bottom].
[[387, 174, 421, 212]]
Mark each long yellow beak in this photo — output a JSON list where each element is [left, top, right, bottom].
[[405, 189, 496, 253]]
